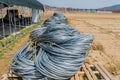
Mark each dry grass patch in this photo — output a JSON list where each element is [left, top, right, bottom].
[[91, 42, 104, 52]]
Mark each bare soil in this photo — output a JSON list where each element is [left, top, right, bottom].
[[64, 12, 120, 80]]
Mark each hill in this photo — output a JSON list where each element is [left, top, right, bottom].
[[100, 4, 120, 11]]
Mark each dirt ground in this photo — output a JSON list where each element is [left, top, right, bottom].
[[0, 35, 29, 79], [0, 12, 120, 80], [64, 12, 120, 80]]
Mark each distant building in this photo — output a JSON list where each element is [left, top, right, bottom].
[[96, 11, 112, 14]]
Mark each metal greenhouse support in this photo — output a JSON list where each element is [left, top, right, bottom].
[[32, 9, 40, 24], [1, 9, 5, 38], [13, 7, 17, 32], [8, 7, 12, 35]]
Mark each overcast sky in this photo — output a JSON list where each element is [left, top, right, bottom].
[[38, 0, 120, 9]]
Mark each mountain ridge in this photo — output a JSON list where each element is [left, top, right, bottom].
[[99, 4, 120, 11]]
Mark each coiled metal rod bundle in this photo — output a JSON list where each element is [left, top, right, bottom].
[[10, 12, 94, 80]]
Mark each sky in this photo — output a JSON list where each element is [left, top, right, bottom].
[[38, 0, 120, 9]]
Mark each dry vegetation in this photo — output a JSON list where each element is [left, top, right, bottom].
[[64, 12, 120, 80]]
